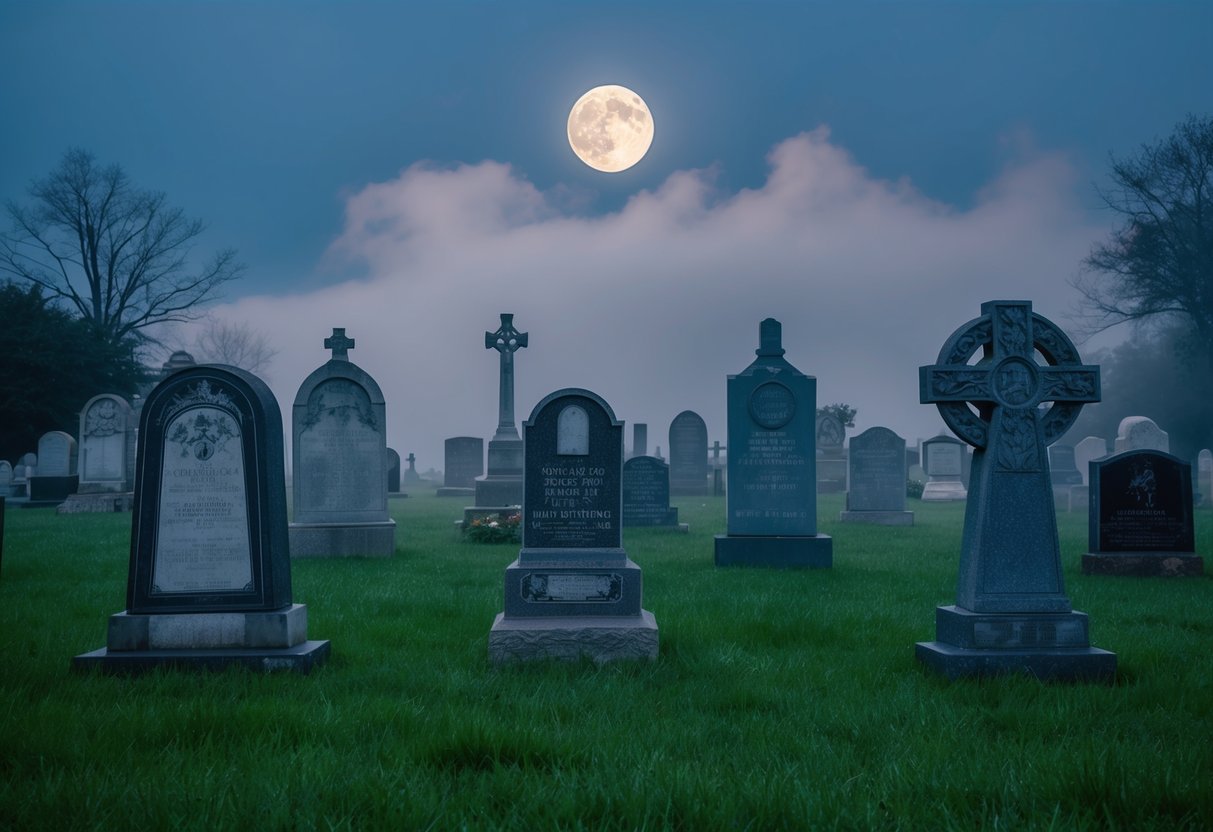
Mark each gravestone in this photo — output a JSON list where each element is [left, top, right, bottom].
[[27, 431, 78, 505], [815, 413, 847, 493], [289, 328, 396, 558], [386, 448, 401, 493], [920, 435, 968, 501], [1082, 450, 1202, 576], [1073, 436, 1108, 486], [488, 388, 658, 664], [631, 423, 648, 460], [1049, 445, 1083, 486], [474, 313, 527, 508], [710, 440, 727, 496], [60, 394, 138, 513], [668, 411, 709, 496], [714, 319, 832, 568], [915, 299, 1115, 680], [1114, 416, 1169, 453], [73, 365, 330, 673], [840, 426, 913, 525], [622, 456, 685, 530], [12, 453, 35, 498], [1199, 449, 1212, 508], [0, 461, 11, 497], [438, 436, 482, 497], [403, 452, 422, 485]]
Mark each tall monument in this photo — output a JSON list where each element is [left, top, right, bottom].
[[474, 313, 528, 507]]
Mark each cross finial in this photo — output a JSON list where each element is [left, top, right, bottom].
[[484, 313, 528, 356], [324, 328, 355, 361], [406, 452, 416, 469]]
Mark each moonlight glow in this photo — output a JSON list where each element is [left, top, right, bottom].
[[567, 85, 654, 173]]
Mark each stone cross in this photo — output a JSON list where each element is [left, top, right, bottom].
[[406, 452, 416, 470], [324, 328, 355, 361], [920, 300, 1100, 612], [484, 313, 528, 441], [711, 440, 726, 468]]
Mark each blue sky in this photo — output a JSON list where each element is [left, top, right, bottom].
[[2, 1, 1210, 466]]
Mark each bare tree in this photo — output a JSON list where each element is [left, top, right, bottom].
[[191, 318, 279, 376], [0, 148, 242, 347], [1072, 114, 1213, 367]]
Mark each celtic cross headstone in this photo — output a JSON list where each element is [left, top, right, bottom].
[[473, 314, 528, 509], [915, 300, 1115, 680]]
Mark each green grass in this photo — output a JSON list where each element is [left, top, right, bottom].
[[1, 492, 1211, 830]]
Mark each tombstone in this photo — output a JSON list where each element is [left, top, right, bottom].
[[474, 313, 527, 508], [920, 435, 968, 501], [622, 456, 685, 530], [403, 452, 422, 485], [386, 448, 401, 493], [11, 453, 35, 498], [915, 299, 1115, 680], [1114, 416, 1169, 453], [1082, 450, 1202, 576], [1073, 436, 1109, 486], [438, 436, 483, 497], [0, 461, 12, 497], [714, 319, 833, 568], [1199, 449, 1212, 508], [710, 440, 727, 496], [839, 426, 913, 525], [1048, 444, 1082, 508], [668, 411, 709, 496], [59, 394, 138, 513], [27, 431, 78, 506], [815, 413, 847, 493], [488, 388, 658, 664], [289, 328, 396, 558], [72, 365, 330, 673], [631, 423, 648, 460]]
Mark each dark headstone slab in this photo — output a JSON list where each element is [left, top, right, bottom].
[[915, 300, 1114, 681], [386, 448, 401, 493], [444, 436, 484, 488], [714, 319, 832, 568], [631, 423, 648, 459], [1048, 445, 1083, 486], [490, 388, 657, 664], [73, 365, 329, 674], [1082, 450, 1202, 576], [622, 456, 682, 529], [840, 426, 912, 526], [668, 411, 709, 496]]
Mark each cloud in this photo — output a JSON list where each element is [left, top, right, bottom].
[[210, 127, 1107, 472]]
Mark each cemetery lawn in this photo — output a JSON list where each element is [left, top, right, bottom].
[[2, 493, 1211, 831]]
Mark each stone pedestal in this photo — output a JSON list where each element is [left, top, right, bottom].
[[714, 534, 833, 568], [916, 606, 1116, 681], [73, 604, 330, 674], [1081, 553, 1203, 577], [921, 480, 967, 501], [490, 610, 658, 665], [838, 509, 914, 526], [289, 520, 396, 558]]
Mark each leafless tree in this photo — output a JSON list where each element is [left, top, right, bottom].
[[191, 318, 279, 376], [1072, 114, 1213, 369], [0, 148, 242, 347]]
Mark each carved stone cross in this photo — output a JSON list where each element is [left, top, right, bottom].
[[484, 313, 528, 441], [920, 300, 1100, 612], [324, 328, 355, 361]]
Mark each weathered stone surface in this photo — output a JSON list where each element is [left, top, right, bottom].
[[841, 426, 912, 525], [622, 456, 681, 528], [488, 611, 658, 665], [107, 604, 308, 650], [1114, 416, 1169, 453], [668, 411, 709, 495], [920, 435, 967, 501]]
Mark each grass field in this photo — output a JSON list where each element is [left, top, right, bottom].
[[1, 492, 1211, 830]]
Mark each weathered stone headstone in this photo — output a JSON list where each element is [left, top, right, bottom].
[[668, 411, 709, 496], [1049, 445, 1083, 486], [840, 426, 912, 525], [915, 299, 1114, 680], [631, 423, 647, 459], [488, 388, 658, 664], [1114, 416, 1169, 453], [714, 319, 832, 568], [27, 431, 78, 505], [59, 394, 138, 513], [403, 452, 422, 485], [1074, 436, 1109, 486], [289, 328, 396, 558], [1198, 449, 1212, 507], [622, 456, 684, 530], [73, 365, 330, 673], [920, 435, 968, 501], [815, 413, 846, 493], [12, 453, 35, 497], [474, 313, 527, 508], [0, 461, 12, 498], [438, 436, 482, 497], [1082, 450, 1202, 576], [386, 448, 401, 493]]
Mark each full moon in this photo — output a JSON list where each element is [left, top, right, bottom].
[[567, 85, 654, 173]]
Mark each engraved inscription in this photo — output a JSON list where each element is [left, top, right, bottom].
[[298, 379, 383, 514], [521, 573, 623, 603], [749, 382, 795, 430]]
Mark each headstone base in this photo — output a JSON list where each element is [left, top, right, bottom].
[[838, 510, 914, 526], [916, 605, 1115, 681], [57, 492, 134, 514], [72, 604, 329, 674], [289, 520, 396, 558], [1081, 553, 1204, 577], [488, 610, 658, 665], [921, 481, 967, 501], [714, 534, 833, 568], [436, 487, 476, 498]]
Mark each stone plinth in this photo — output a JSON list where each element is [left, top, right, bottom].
[[489, 611, 658, 665], [57, 492, 134, 514], [289, 521, 396, 558], [714, 534, 833, 568], [838, 509, 913, 526]]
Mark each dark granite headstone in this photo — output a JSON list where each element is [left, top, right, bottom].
[[915, 299, 1114, 681], [840, 426, 912, 525], [714, 319, 832, 568], [489, 388, 658, 664], [386, 448, 401, 493], [440, 436, 483, 497], [622, 456, 682, 529], [668, 411, 708, 495], [73, 364, 329, 673], [26, 431, 78, 506], [1082, 450, 1202, 576]]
